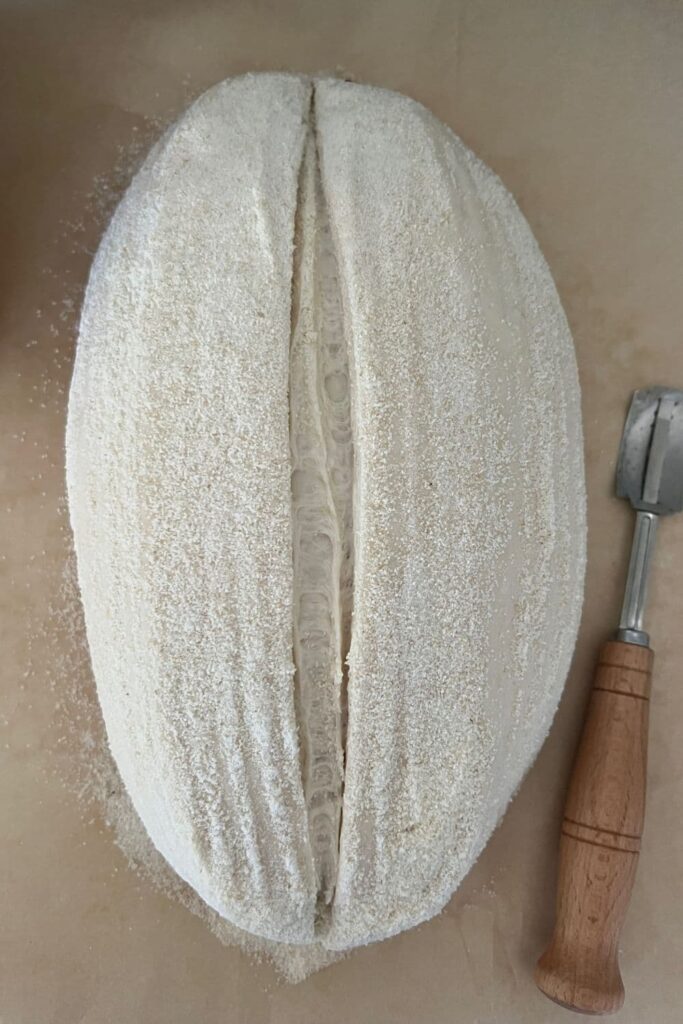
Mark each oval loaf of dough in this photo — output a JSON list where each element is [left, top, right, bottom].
[[66, 73, 585, 951]]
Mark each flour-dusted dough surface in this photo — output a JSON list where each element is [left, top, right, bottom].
[[66, 72, 586, 951]]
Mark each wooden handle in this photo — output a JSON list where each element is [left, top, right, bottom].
[[535, 640, 653, 1015]]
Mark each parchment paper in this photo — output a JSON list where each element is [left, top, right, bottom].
[[2, 2, 683, 1021]]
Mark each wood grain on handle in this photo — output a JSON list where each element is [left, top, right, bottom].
[[535, 640, 653, 1015]]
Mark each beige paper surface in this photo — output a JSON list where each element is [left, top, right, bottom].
[[2, 2, 683, 1021]]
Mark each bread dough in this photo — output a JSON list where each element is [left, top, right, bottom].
[[66, 73, 585, 950]]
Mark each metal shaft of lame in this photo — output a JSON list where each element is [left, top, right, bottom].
[[617, 510, 658, 646], [617, 392, 676, 646]]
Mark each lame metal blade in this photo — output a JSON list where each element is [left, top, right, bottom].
[[616, 387, 683, 516]]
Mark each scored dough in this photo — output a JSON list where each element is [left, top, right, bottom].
[[66, 72, 585, 951]]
